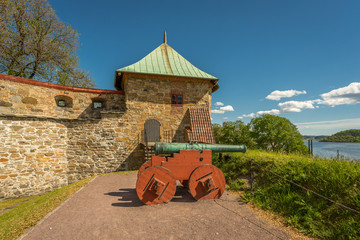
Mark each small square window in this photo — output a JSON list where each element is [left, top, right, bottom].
[[177, 95, 182, 105], [171, 94, 183, 106], [93, 101, 103, 109], [57, 100, 66, 107]]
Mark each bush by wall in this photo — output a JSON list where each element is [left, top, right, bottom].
[[213, 150, 360, 239]]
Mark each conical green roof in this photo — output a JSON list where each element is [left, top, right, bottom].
[[116, 41, 218, 80]]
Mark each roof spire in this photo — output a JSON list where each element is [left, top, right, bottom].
[[163, 31, 167, 44]]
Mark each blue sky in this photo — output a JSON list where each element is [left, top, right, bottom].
[[49, 0, 360, 135]]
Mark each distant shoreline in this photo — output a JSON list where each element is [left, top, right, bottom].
[[303, 139, 360, 143]]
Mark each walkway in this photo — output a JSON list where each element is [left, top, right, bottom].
[[20, 173, 290, 240]]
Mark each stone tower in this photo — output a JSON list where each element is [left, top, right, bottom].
[[114, 33, 219, 167]]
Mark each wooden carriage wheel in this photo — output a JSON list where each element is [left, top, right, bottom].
[[136, 166, 176, 205], [137, 160, 152, 177], [188, 164, 226, 200]]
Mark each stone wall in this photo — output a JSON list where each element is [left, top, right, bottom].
[[0, 74, 125, 119], [121, 73, 212, 169], [0, 117, 68, 199], [0, 73, 214, 200], [0, 75, 128, 199]]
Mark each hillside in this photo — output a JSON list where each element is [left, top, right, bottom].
[[320, 129, 360, 142]]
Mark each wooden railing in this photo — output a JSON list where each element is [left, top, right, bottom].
[[139, 129, 186, 145]]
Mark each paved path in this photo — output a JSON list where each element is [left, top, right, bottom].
[[20, 173, 290, 240]]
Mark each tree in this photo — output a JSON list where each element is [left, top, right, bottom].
[[249, 114, 307, 154], [0, 0, 95, 87], [213, 121, 255, 148]]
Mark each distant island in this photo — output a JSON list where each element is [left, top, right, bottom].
[[303, 135, 329, 140], [319, 129, 360, 142]]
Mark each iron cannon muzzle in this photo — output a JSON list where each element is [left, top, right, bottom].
[[154, 142, 247, 155]]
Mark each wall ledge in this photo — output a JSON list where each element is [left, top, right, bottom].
[[0, 113, 95, 121], [0, 73, 125, 95]]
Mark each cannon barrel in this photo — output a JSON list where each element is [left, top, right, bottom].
[[154, 142, 246, 154]]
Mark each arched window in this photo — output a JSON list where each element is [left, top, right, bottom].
[[54, 95, 73, 108]]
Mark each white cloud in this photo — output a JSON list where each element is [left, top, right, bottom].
[[214, 102, 224, 106], [257, 109, 281, 115], [296, 118, 360, 135], [278, 100, 319, 113], [237, 116, 243, 119], [223, 117, 228, 120], [266, 90, 307, 101], [220, 105, 234, 111], [242, 113, 256, 118], [320, 82, 360, 106], [211, 109, 225, 114]]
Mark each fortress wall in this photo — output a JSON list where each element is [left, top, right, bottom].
[[0, 74, 125, 119], [0, 75, 127, 199], [66, 116, 130, 183], [0, 73, 213, 200], [0, 117, 68, 199]]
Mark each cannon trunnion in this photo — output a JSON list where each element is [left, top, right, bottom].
[[136, 142, 246, 205]]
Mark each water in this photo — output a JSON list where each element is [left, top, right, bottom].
[[304, 141, 360, 160]]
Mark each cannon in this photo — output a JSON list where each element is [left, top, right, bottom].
[[136, 141, 246, 205]]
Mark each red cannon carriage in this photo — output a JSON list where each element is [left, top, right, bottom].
[[136, 142, 246, 205]]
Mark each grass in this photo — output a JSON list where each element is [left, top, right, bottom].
[[213, 150, 360, 240], [0, 196, 34, 214], [0, 171, 135, 240]]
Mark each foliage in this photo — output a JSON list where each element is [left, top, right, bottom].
[[213, 150, 360, 239], [0, 0, 95, 87], [249, 114, 308, 154], [213, 115, 307, 155], [320, 129, 360, 143], [213, 120, 255, 148]]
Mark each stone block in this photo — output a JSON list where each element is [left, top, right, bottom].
[[0, 100, 12, 107], [10, 126, 23, 131], [21, 97, 38, 105]]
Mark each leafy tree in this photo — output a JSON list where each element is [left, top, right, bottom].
[[0, 0, 95, 87], [212, 123, 223, 143], [213, 121, 255, 148], [249, 114, 307, 154]]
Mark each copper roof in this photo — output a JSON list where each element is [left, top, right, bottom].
[[115, 33, 219, 91], [188, 107, 215, 144]]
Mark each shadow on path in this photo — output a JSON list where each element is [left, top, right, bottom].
[[105, 188, 144, 207], [105, 186, 196, 207]]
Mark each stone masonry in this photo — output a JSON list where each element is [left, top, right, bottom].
[[0, 72, 214, 200]]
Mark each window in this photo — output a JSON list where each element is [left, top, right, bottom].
[[171, 94, 183, 105], [54, 95, 73, 108], [93, 101, 103, 109], [91, 98, 106, 110], [57, 100, 66, 107]]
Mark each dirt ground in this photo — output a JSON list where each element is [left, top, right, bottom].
[[20, 173, 304, 240]]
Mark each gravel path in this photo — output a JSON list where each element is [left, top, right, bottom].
[[20, 172, 290, 240]]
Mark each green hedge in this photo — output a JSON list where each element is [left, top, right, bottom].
[[213, 150, 360, 239]]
